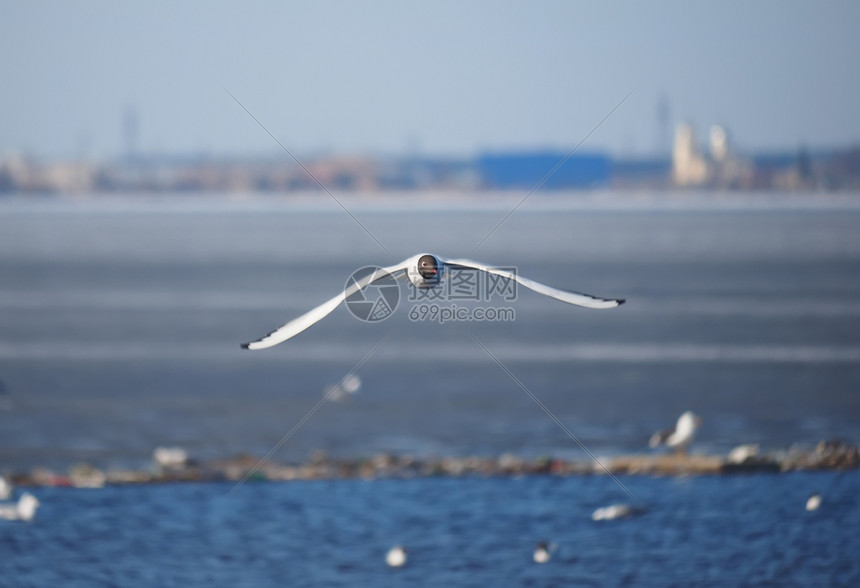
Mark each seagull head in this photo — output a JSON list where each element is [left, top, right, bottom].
[[533, 541, 552, 563], [416, 254, 443, 286]]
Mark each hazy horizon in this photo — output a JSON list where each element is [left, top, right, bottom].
[[2, 1, 859, 161]]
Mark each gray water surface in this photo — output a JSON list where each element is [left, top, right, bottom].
[[1, 193, 859, 469]]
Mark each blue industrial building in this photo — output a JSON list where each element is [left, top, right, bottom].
[[477, 151, 610, 189]]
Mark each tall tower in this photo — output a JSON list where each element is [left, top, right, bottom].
[[123, 106, 139, 163], [656, 94, 671, 157]]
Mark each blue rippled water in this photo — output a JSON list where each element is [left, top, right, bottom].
[[2, 472, 859, 586]]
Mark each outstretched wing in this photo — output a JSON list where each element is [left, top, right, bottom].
[[440, 257, 625, 309], [242, 256, 417, 350]]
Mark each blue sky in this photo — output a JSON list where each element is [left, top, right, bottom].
[[1, 1, 858, 159]]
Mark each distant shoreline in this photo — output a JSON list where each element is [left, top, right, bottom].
[[3, 190, 860, 215], [5, 440, 858, 489]]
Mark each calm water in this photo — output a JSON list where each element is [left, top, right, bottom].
[[1, 472, 859, 586], [1, 193, 860, 469]]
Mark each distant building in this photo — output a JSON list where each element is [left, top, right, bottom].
[[1, 140, 856, 194], [708, 125, 753, 188], [672, 123, 752, 189], [0, 153, 32, 192], [610, 157, 672, 189], [672, 123, 709, 187], [710, 125, 729, 162], [0, 153, 95, 193], [477, 151, 610, 190]]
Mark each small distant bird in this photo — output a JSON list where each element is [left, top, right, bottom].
[[591, 503, 646, 521], [324, 373, 362, 403], [0, 476, 11, 501], [153, 447, 189, 468], [0, 493, 40, 522], [386, 545, 407, 568], [533, 541, 552, 563], [806, 493, 822, 512], [242, 253, 624, 349], [727, 444, 760, 464], [649, 411, 702, 452]]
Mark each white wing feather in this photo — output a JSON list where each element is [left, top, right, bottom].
[[242, 256, 417, 350], [243, 253, 622, 350], [440, 257, 624, 309]]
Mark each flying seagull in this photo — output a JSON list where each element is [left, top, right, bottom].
[[242, 253, 625, 350]]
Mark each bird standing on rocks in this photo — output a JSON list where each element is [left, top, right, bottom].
[[649, 411, 702, 453]]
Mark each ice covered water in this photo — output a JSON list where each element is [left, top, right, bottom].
[[1, 193, 860, 469]]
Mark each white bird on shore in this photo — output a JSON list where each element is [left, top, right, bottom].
[[649, 411, 702, 453], [153, 447, 189, 468], [386, 545, 407, 567], [727, 444, 760, 464], [242, 253, 624, 349], [806, 493, 822, 511], [533, 541, 553, 563], [591, 503, 646, 521], [0, 476, 11, 501], [0, 493, 40, 522]]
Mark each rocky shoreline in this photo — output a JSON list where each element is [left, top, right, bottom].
[[4, 440, 858, 489]]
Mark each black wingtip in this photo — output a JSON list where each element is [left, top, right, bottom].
[[617, 299, 626, 306], [240, 342, 251, 350]]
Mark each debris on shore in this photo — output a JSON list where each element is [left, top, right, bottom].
[[3, 440, 858, 489]]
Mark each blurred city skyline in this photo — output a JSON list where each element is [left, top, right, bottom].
[[1, 1, 859, 161]]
